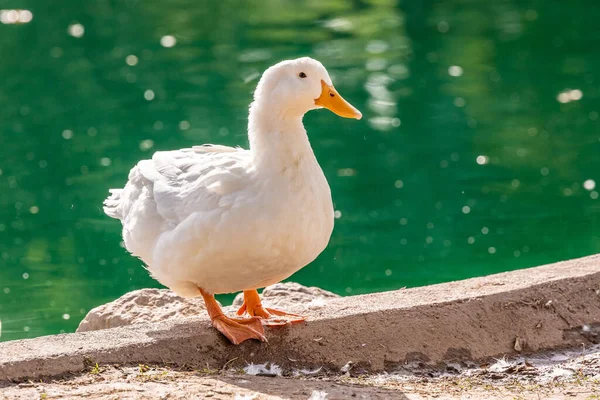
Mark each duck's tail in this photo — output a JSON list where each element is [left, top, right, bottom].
[[103, 188, 124, 219]]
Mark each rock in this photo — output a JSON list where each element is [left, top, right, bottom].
[[77, 288, 207, 332], [77, 283, 339, 333], [514, 336, 524, 352], [231, 282, 340, 311]]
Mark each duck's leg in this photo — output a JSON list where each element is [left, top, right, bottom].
[[236, 289, 307, 326], [198, 287, 267, 345]]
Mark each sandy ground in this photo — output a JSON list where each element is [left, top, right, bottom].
[[3, 346, 600, 399]]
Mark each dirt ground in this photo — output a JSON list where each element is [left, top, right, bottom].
[[2, 346, 600, 400]]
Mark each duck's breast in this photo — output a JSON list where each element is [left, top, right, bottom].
[[271, 160, 335, 268]]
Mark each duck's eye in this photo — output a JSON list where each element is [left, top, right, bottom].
[[299, 72, 307, 78]]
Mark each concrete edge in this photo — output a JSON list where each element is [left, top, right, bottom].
[[1, 254, 599, 382]]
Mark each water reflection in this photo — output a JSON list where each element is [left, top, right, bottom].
[[1, 0, 599, 341], [0, 9, 33, 24]]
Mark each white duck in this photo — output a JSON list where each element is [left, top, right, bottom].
[[104, 57, 362, 344]]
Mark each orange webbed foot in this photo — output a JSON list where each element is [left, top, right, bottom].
[[262, 307, 307, 326], [211, 315, 267, 344], [237, 290, 307, 327], [198, 287, 267, 345]]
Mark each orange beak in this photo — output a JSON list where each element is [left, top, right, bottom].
[[314, 80, 362, 120]]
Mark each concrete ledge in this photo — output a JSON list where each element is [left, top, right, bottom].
[[1, 254, 600, 382]]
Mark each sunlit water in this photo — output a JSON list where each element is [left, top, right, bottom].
[[1, 1, 599, 341]]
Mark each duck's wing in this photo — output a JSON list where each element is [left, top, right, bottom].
[[104, 145, 251, 224]]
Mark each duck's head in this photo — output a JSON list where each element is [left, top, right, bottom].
[[253, 57, 362, 120]]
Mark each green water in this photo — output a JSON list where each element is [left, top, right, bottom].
[[1, 0, 599, 342]]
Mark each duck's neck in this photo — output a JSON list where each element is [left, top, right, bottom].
[[248, 103, 316, 171]]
